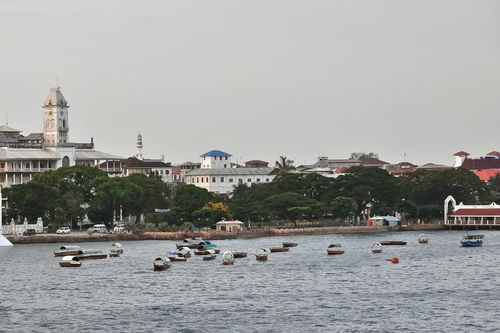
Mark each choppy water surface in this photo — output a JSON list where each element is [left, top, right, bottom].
[[1, 230, 500, 332]]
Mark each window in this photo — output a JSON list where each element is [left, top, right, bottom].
[[229, 178, 233, 183], [206, 177, 208, 182], [220, 177, 224, 182], [238, 179, 243, 184], [224, 164, 227, 168], [247, 178, 252, 183], [25, 163, 30, 169], [256, 178, 260, 182], [225, 156, 228, 160], [0, 163, 4, 168], [212, 177, 216, 182], [160, 170, 163, 175], [201, 177, 204, 183], [266, 178, 270, 182], [196, 177, 199, 183]]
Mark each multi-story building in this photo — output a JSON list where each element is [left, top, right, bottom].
[[186, 150, 275, 194], [0, 87, 123, 187]]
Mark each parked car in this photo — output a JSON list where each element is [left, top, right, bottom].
[[23, 229, 36, 236], [56, 227, 71, 234], [113, 224, 125, 233], [91, 224, 107, 234]]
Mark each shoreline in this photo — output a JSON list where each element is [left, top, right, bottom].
[[6, 224, 445, 244]]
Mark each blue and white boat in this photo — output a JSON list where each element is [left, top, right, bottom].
[[460, 234, 484, 247]]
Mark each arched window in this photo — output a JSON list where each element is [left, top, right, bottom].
[[62, 156, 70, 167]]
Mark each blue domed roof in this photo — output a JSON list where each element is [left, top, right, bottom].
[[200, 150, 232, 157]]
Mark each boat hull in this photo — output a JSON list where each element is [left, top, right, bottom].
[[203, 255, 216, 261], [380, 241, 407, 246], [270, 247, 289, 253], [79, 254, 107, 260], [327, 250, 345, 255], [168, 257, 187, 262], [461, 241, 483, 247], [54, 250, 80, 257], [232, 252, 247, 258], [372, 249, 382, 253], [418, 240, 428, 244], [59, 262, 81, 267], [255, 254, 268, 261], [222, 260, 234, 265], [154, 264, 170, 271], [283, 242, 298, 247]]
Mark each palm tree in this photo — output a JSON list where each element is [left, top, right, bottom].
[[272, 156, 295, 175]]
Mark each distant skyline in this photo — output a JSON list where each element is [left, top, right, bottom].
[[1, 0, 499, 166]]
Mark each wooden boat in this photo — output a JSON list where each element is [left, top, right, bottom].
[[59, 256, 82, 267], [418, 234, 429, 244], [461, 234, 484, 247], [166, 250, 188, 262], [222, 251, 235, 265], [175, 238, 217, 249], [255, 248, 268, 261], [282, 242, 298, 248], [372, 242, 382, 253], [77, 249, 108, 259], [232, 250, 247, 258], [111, 243, 124, 253], [203, 254, 217, 261], [178, 247, 191, 258], [270, 247, 289, 253], [54, 245, 81, 257], [379, 241, 407, 246], [109, 248, 121, 257], [327, 244, 345, 255], [153, 257, 171, 271], [194, 249, 215, 256]]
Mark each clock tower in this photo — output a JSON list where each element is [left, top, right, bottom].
[[43, 86, 69, 146]]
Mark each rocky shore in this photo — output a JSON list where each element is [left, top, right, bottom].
[[6, 224, 444, 244]]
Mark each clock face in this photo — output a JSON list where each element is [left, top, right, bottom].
[[48, 110, 53, 117]]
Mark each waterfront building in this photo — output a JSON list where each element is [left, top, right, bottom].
[[0, 87, 123, 187], [186, 150, 275, 194], [121, 134, 173, 182], [444, 195, 500, 226], [215, 219, 244, 232]]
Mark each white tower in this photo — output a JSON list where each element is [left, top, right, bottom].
[[43, 87, 69, 146], [136, 133, 143, 160]]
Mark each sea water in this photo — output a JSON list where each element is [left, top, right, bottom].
[[1, 230, 499, 332]]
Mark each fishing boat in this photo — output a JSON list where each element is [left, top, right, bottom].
[[203, 254, 217, 261], [327, 244, 345, 255], [166, 251, 188, 262], [0, 235, 13, 258], [178, 247, 191, 258], [153, 257, 171, 271], [175, 238, 217, 249], [77, 249, 107, 259], [379, 241, 407, 246], [222, 251, 235, 265], [255, 248, 268, 261], [418, 234, 429, 244], [111, 243, 124, 253], [232, 250, 247, 258], [372, 242, 382, 253], [109, 248, 121, 257], [54, 245, 81, 257], [194, 248, 216, 256], [283, 242, 298, 247], [270, 247, 289, 253], [59, 256, 82, 268], [461, 234, 484, 247]]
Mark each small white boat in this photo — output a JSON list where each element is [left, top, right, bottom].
[[77, 249, 107, 259], [59, 256, 82, 268], [111, 243, 124, 253], [0, 235, 13, 258], [418, 234, 428, 244], [109, 248, 121, 257], [327, 244, 345, 255], [153, 257, 171, 271], [372, 242, 382, 253], [255, 248, 268, 261], [222, 251, 235, 265]]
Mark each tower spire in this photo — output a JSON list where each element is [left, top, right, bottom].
[[136, 133, 143, 160]]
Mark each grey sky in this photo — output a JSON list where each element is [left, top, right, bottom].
[[1, 0, 499, 166]]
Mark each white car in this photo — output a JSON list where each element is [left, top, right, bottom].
[[113, 225, 125, 232], [56, 227, 71, 234]]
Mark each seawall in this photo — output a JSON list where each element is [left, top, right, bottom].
[[6, 224, 445, 244]]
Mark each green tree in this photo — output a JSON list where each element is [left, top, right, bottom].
[[172, 184, 213, 222], [126, 173, 170, 215], [272, 156, 295, 175], [263, 192, 318, 221], [330, 196, 358, 220]]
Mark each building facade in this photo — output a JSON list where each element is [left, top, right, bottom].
[[186, 150, 275, 194], [0, 87, 124, 187]]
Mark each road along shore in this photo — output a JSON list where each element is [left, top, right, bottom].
[[6, 224, 444, 244]]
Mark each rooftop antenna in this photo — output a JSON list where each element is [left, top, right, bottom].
[[6, 113, 8, 126], [56, 76, 60, 88], [404, 152, 407, 163]]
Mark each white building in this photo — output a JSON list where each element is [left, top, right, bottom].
[[186, 150, 275, 194], [0, 86, 124, 187]]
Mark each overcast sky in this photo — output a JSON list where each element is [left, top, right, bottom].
[[1, 0, 499, 166]]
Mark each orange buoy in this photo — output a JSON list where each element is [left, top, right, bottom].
[[390, 257, 399, 264]]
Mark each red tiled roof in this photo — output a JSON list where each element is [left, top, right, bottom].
[[474, 169, 500, 181], [336, 167, 349, 173], [172, 166, 181, 174], [359, 157, 388, 166], [451, 208, 500, 216], [123, 157, 170, 168], [453, 151, 470, 156], [461, 159, 500, 170], [486, 151, 500, 156]]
